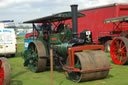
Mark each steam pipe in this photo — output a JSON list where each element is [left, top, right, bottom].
[[71, 4, 78, 37]]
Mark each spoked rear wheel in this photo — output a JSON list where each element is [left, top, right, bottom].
[[110, 37, 128, 65], [0, 57, 11, 85], [67, 51, 110, 82], [27, 41, 47, 72]]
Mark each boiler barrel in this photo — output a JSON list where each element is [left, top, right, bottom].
[[54, 43, 69, 56]]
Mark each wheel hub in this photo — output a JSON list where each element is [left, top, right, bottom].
[[117, 49, 122, 54]]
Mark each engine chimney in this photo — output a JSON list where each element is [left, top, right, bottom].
[[71, 4, 78, 37]]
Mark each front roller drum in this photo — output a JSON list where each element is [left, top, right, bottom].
[[67, 50, 110, 82], [110, 37, 128, 65]]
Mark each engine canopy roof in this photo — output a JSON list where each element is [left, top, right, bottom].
[[24, 12, 85, 23], [103, 16, 128, 24]]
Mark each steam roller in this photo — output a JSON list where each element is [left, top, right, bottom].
[[23, 4, 111, 82]]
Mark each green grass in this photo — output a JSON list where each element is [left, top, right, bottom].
[[8, 43, 128, 85], [16, 36, 25, 42]]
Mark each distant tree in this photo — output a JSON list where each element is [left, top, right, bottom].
[[16, 25, 32, 29]]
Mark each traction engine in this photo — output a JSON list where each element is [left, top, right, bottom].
[[23, 5, 111, 82], [104, 16, 128, 65]]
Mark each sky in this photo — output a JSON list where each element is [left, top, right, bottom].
[[0, 0, 128, 24]]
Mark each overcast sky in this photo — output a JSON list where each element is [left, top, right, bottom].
[[0, 0, 128, 24]]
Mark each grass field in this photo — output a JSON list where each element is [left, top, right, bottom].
[[8, 37, 128, 85], [16, 36, 25, 42]]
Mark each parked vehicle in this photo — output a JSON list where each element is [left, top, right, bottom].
[[0, 29, 17, 57], [23, 5, 111, 82], [103, 16, 128, 65], [24, 29, 38, 51], [0, 57, 11, 85], [24, 39, 36, 51]]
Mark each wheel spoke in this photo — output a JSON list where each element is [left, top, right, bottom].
[[33, 45, 37, 52], [122, 56, 126, 60], [121, 46, 126, 49], [117, 55, 121, 61], [121, 52, 127, 63], [33, 60, 38, 66], [120, 41, 123, 48], [119, 56, 122, 62], [115, 52, 120, 56], [28, 44, 38, 72], [114, 40, 120, 48], [112, 48, 118, 52], [121, 49, 127, 54]]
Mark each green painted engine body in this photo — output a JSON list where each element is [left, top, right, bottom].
[[39, 29, 72, 57]]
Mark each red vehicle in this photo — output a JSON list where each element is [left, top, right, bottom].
[[103, 16, 128, 65], [64, 3, 128, 51], [25, 32, 38, 39]]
